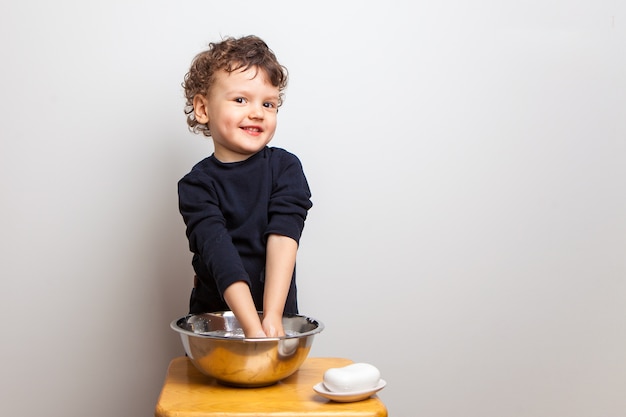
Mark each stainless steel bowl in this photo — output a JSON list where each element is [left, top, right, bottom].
[[171, 311, 324, 387]]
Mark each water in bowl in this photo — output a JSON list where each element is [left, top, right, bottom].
[[201, 329, 302, 338]]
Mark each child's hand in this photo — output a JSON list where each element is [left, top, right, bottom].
[[262, 313, 285, 337], [223, 281, 266, 338], [249, 328, 267, 338]]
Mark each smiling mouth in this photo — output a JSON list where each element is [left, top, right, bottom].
[[242, 126, 262, 133]]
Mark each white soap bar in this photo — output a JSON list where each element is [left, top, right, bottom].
[[323, 363, 381, 392]]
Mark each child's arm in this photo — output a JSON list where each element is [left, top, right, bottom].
[[262, 234, 298, 337], [223, 281, 266, 338]]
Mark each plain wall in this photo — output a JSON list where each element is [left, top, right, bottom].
[[1, 1, 624, 416]]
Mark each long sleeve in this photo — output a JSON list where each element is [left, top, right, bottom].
[[265, 151, 312, 243], [178, 169, 250, 296]]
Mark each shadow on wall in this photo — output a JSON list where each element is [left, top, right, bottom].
[[137, 130, 205, 414], [154, 134, 200, 350]]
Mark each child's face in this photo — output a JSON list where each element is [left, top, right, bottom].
[[194, 66, 280, 163]]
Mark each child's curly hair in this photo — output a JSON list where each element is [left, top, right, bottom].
[[183, 35, 289, 137]]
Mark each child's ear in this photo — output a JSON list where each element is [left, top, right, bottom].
[[193, 94, 210, 124]]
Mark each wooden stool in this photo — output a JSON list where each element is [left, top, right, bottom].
[[155, 356, 388, 417]]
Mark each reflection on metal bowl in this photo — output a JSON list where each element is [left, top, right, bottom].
[[170, 311, 324, 387]]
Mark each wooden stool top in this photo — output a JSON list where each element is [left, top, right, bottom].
[[155, 356, 387, 417]]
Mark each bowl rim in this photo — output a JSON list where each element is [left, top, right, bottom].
[[170, 311, 324, 341]]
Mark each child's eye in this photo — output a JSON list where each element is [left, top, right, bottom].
[[263, 102, 277, 109], [234, 97, 247, 104]]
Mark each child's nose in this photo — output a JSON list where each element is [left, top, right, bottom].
[[248, 103, 264, 119]]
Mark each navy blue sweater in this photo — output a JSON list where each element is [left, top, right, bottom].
[[178, 147, 312, 315]]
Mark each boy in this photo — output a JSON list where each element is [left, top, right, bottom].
[[178, 35, 312, 338]]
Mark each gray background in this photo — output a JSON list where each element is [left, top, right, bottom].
[[1, 1, 624, 416]]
